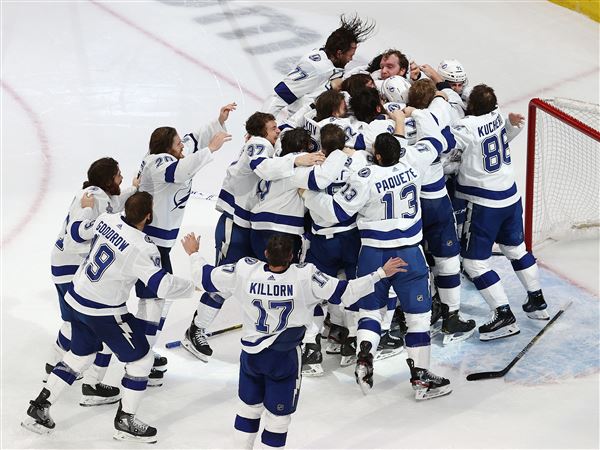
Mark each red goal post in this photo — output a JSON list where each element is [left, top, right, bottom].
[[525, 98, 600, 251]]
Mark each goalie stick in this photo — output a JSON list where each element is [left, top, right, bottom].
[[165, 323, 243, 349], [466, 301, 572, 381]]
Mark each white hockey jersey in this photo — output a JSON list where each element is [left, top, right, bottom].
[[189, 254, 386, 353], [65, 213, 194, 316], [303, 110, 446, 248], [309, 151, 368, 236], [50, 185, 136, 285], [216, 136, 296, 229], [452, 109, 523, 208], [138, 119, 225, 248], [251, 150, 350, 235], [269, 49, 344, 114]]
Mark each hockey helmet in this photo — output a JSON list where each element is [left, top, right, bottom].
[[438, 59, 468, 84], [380, 75, 411, 103]]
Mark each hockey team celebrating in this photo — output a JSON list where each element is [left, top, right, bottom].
[[21, 14, 550, 449]]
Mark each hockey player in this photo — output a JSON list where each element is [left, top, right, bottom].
[[135, 103, 233, 385], [48, 157, 137, 406], [181, 232, 407, 450], [420, 59, 470, 118], [407, 80, 476, 344], [452, 84, 549, 341], [22, 192, 196, 443], [302, 108, 452, 400], [182, 112, 324, 362], [264, 14, 375, 116]]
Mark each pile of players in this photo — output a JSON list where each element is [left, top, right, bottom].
[[21, 14, 550, 449]]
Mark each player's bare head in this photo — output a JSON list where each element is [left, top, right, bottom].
[[280, 128, 312, 156], [466, 84, 497, 116], [341, 74, 375, 99], [315, 90, 346, 122], [320, 124, 346, 157], [83, 157, 122, 196], [374, 133, 402, 167], [246, 111, 277, 137], [407, 79, 436, 109], [380, 49, 409, 79], [350, 87, 382, 123], [125, 191, 153, 228], [265, 234, 294, 267], [149, 127, 183, 159], [325, 14, 375, 68]]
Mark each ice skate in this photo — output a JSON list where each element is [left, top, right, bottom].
[[479, 305, 520, 341], [523, 290, 549, 320], [325, 323, 348, 355], [407, 358, 452, 400], [80, 382, 121, 406], [301, 335, 324, 377], [147, 368, 164, 387], [354, 341, 374, 395], [340, 336, 357, 367], [181, 321, 213, 362], [153, 352, 168, 372], [441, 304, 476, 345], [21, 388, 55, 435], [375, 329, 404, 361], [113, 401, 157, 444]]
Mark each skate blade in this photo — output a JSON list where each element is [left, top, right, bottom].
[[415, 386, 452, 401], [442, 328, 475, 345], [181, 339, 210, 363], [21, 417, 54, 435], [430, 323, 442, 338], [374, 347, 404, 362], [325, 343, 341, 354], [147, 379, 163, 388], [479, 324, 520, 341], [355, 368, 372, 395], [113, 430, 157, 444], [301, 364, 325, 377], [152, 366, 167, 373], [526, 310, 550, 320], [340, 355, 357, 367], [79, 395, 121, 407]]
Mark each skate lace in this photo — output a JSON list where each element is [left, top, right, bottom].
[[193, 328, 209, 346], [483, 310, 499, 326], [123, 415, 149, 433], [423, 369, 445, 383], [97, 382, 113, 390]]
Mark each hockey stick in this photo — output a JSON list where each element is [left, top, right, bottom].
[[466, 301, 572, 381], [165, 324, 243, 349]]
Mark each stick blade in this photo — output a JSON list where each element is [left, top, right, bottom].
[[466, 370, 505, 381]]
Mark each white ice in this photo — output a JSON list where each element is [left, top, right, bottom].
[[1, 1, 598, 449]]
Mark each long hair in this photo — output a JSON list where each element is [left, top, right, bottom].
[[83, 157, 120, 195], [149, 127, 178, 155], [324, 14, 376, 57]]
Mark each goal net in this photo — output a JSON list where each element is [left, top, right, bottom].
[[525, 98, 600, 250]]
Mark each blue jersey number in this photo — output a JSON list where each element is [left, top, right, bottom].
[[85, 243, 115, 282], [481, 128, 511, 173], [381, 184, 418, 219], [252, 299, 294, 334]]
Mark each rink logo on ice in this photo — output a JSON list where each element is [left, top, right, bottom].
[[157, 0, 323, 73]]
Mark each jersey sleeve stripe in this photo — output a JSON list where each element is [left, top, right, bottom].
[[51, 265, 80, 277], [420, 136, 444, 154], [354, 134, 366, 150], [249, 157, 267, 171], [333, 199, 353, 222], [441, 126, 457, 151], [327, 279, 348, 304], [307, 169, 319, 191], [143, 225, 180, 240], [201, 265, 218, 292], [164, 161, 179, 183], [274, 81, 298, 105], [147, 269, 168, 295], [456, 182, 517, 200], [69, 221, 87, 243]]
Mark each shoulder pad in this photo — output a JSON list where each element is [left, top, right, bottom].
[[244, 257, 259, 264], [358, 167, 371, 178]]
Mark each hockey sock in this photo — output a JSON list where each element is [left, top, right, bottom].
[[433, 255, 461, 311], [344, 309, 358, 336], [261, 411, 290, 449], [404, 312, 431, 368], [305, 305, 324, 344], [82, 345, 112, 385], [463, 259, 509, 310], [233, 401, 263, 450], [195, 293, 225, 328], [136, 297, 165, 347], [121, 352, 153, 415], [357, 317, 382, 354]]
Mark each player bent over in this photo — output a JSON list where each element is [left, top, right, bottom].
[[22, 192, 195, 443], [182, 233, 406, 450]]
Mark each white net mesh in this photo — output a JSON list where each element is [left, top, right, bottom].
[[531, 98, 600, 248]]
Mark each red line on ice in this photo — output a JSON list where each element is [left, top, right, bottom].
[[1, 81, 52, 248]]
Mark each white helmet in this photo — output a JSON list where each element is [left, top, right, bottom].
[[380, 75, 411, 103], [438, 59, 468, 84]]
